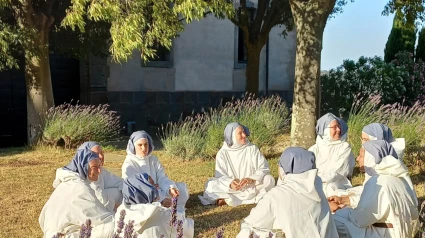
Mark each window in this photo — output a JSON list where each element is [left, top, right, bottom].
[[237, 27, 247, 63], [143, 41, 173, 68]]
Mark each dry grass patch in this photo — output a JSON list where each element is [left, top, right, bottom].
[[0, 143, 424, 238]]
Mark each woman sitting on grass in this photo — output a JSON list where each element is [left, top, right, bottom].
[[78, 141, 123, 212], [330, 123, 411, 207], [309, 113, 355, 197], [115, 173, 194, 238], [121, 130, 188, 212], [236, 147, 338, 238], [39, 149, 115, 238], [329, 140, 418, 238], [361, 123, 405, 160], [198, 122, 275, 207]]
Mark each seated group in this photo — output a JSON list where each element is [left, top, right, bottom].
[[39, 113, 419, 238]]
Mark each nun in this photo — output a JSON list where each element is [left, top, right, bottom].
[[115, 173, 194, 238], [78, 141, 123, 212], [39, 149, 115, 238], [361, 123, 405, 160], [236, 147, 338, 238], [330, 140, 419, 238], [309, 113, 355, 197], [198, 122, 275, 207], [330, 123, 408, 207], [121, 130, 189, 212]]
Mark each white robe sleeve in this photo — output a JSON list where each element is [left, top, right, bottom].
[[319, 144, 354, 183], [337, 180, 387, 227], [238, 195, 275, 237], [102, 169, 124, 190], [153, 157, 177, 193], [248, 146, 270, 182], [121, 159, 139, 179], [214, 150, 235, 188]]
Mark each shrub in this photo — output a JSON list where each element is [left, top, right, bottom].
[[347, 95, 425, 165], [41, 103, 121, 148], [416, 27, 425, 62], [159, 94, 291, 160], [321, 52, 425, 115]]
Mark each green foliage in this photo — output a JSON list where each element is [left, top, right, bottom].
[[321, 52, 425, 115], [384, 10, 416, 63], [416, 27, 425, 62], [347, 95, 425, 165], [159, 94, 291, 160], [41, 103, 121, 149], [62, 0, 234, 63]]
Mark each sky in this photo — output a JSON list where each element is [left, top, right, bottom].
[[321, 0, 395, 70]]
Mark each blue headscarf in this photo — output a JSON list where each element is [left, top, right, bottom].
[[127, 131, 154, 155], [279, 147, 316, 174], [315, 113, 348, 137], [362, 123, 395, 142], [363, 140, 398, 164], [123, 173, 159, 205], [63, 149, 99, 179], [224, 122, 250, 147], [77, 141, 101, 151]]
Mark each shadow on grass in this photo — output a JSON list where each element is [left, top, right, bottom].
[[190, 204, 254, 236], [0, 146, 33, 158]]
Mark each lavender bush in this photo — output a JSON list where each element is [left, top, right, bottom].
[[347, 95, 425, 164], [159, 94, 291, 160], [41, 102, 121, 148]]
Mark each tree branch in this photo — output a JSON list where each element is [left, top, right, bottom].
[[251, 0, 268, 37]]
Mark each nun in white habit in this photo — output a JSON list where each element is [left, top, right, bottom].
[[331, 123, 409, 207], [330, 140, 419, 238], [309, 113, 355, 197], [39, 149, 115, 238], [236, 147, 338, 238], [198, 122, 275, 207], [361, 123, 405, 160], [121, 130, 189, 212], [78, 141, 123, 212], [115, 173, 194, 238]]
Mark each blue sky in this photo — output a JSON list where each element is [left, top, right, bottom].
[[321, 0, 395, 70]]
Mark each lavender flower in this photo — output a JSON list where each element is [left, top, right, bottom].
[[123, 220, 135, 238], [113, 209, 126, 237], [169, 197, 178, 227], [84, 219, 92, 238], [176, 220, 183, 238], [268, 231, 274, 238], [215, 227, 224, 238], [248, 230, 260, 238], [51, 233, 61, 238]]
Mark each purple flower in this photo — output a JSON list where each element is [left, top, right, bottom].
[[176, 220, 183, 238], [169, 197, 178, 227], [51, 233, 61, 238], [113, 209, 126, 238], [123, 220, 135, 238], [215, 227, 224, 238], [249, 231, 260, 238], [268, 231, 274, 238]]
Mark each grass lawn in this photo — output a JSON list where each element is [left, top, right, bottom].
[[1, 137, 424, 238]]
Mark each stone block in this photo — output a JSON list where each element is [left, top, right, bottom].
[[184, 92, 197, 104], [169, 92, 184, 104], [134, 92, 146, 104], [107, 92, 120, 104], [156, 92, 168, 104]]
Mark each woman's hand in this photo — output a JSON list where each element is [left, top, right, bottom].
[[169, 188, 180, 198]]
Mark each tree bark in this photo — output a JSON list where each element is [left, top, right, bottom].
[[245, 46, 263, 95], [289, 0, 336, 148], [23, 8, 55, 145]]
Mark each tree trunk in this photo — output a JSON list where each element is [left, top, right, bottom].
[[24, 13, 55, 145], [289, 0, 336, 148], [245, 46, 262, 96]]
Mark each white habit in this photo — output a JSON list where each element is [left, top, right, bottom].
[[333, 155, 419, 238], [237, 169, 339, 238], [90, 167, 123, 212], [115, 202, 194, 238], [309, 135, 355, 197], [122, 153, 188, 212], [39, 168, 115, 238], [199, 142, 275, 207]]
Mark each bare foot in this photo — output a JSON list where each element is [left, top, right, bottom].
[[216, 199, 226, 206]]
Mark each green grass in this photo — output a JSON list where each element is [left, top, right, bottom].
[[0, 138, 424, 238]]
